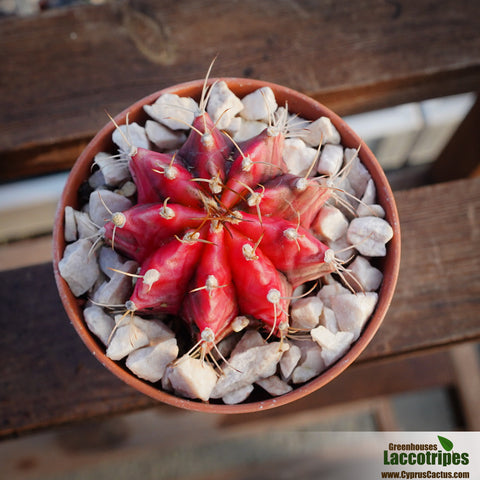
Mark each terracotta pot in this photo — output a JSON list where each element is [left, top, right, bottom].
[[53, 78, 401, 413]]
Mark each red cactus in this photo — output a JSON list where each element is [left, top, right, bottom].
[[102, 88, 337, 352]]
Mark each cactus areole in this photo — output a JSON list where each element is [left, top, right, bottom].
[[54, 77, 400, 413]]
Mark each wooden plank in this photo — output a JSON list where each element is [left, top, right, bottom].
[[0, 177, 478, 438], [0, 203, 57, 242], [360, 177, 480, 362], [0, 235, 53, 271], [1, 0, 480, 180]]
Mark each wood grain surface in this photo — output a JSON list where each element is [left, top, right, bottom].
[[1, 0, 480, 180], [1, 177, 478, 438]]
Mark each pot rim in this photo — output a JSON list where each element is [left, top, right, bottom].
[[53, 77, 401, 414]]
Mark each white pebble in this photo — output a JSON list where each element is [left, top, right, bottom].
[[106, 318, 150, 361], [357, 179, 385, 218], [328, 175, 358, 215], [93, 151, 130, 187], [115, 180, 137, 198], [359, 177, 376, 204], [331, 292, 378, 341], [64, 206, 77, 242], [214, 334, 241, 360], [112, 122, 150, 154], [283, 138, 318, 177], [161, 365, 174, 392], [226, 116, 243, 135], [144, 93, 198, 130], [222, 384, 254, 405], [74, 210, 99, 238], [98, 246, 125, 278], [211, 342, 286, 399], [310, 325, 338, 351], [126, 337, 178, 383], [240, 87, 277, 121], [290, 284, 307, 305], [83, 306, 115, 346], [327, 234, 356, 263], [347, 256, 383, 292], [347, 216, 394, 257], [206, 81, 244, 130], [58, 239, 100, 296], [317, 281, 351, 308], [312, 205, 349, 241], [88, 190, 132, 227], [131, 316, 175, 341], [106, 314, 174, 362], [92, 260, 138, 306], [357, 203, 385, 218], [344, 148, 371, 198], [169, 356, 218, 402], [256, 375, 293, 396], [317, 144, 343, 177], [233, 119, 267, 142], [231, 315, 251, 333], [303, 116, 341, 147], [291, 340, 325, 384], [279, 343, 302, 380], [274, 106, 297, 129], [319, 306, 338, 333], [290, 296, 323, 330], [145, 120, 186, 151], [88, 169, 106, 189], [229, 329, 265, 357], [319, 331, 355, 367]]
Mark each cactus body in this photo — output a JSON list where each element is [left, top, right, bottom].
[[104, 109, 334, 346]]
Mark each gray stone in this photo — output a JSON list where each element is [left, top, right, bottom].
[[84, 306, 115, 346], [94, 151, 130, 187], [240, 87, 277, 122], [347, 216, 394, 257], [92, 260, 138, 306], [169, 356, 218, 402], [145, 120, 186, 150], [222, 384, 254, 405], [64, 206, 77, 242], [256, 375, 293, 396], [211, 342, 287, 399], [106, 316, 150, 361], [144, 93, 198, 131], [331, 292, 378, 341], [126, 338, 178, 383], [58, 238, 100, 296], [207, 81, 244, 130], [89, 190, 132, 228]]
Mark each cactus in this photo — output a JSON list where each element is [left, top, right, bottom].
[[104, 99, 337, 350]]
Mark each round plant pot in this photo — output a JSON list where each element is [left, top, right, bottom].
[[53, 78, 401, 413]]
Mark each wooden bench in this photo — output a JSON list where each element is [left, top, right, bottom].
[[1, 0, 479, 440]]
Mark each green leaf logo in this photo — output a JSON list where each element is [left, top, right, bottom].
[[438, 435, 454, 451]]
